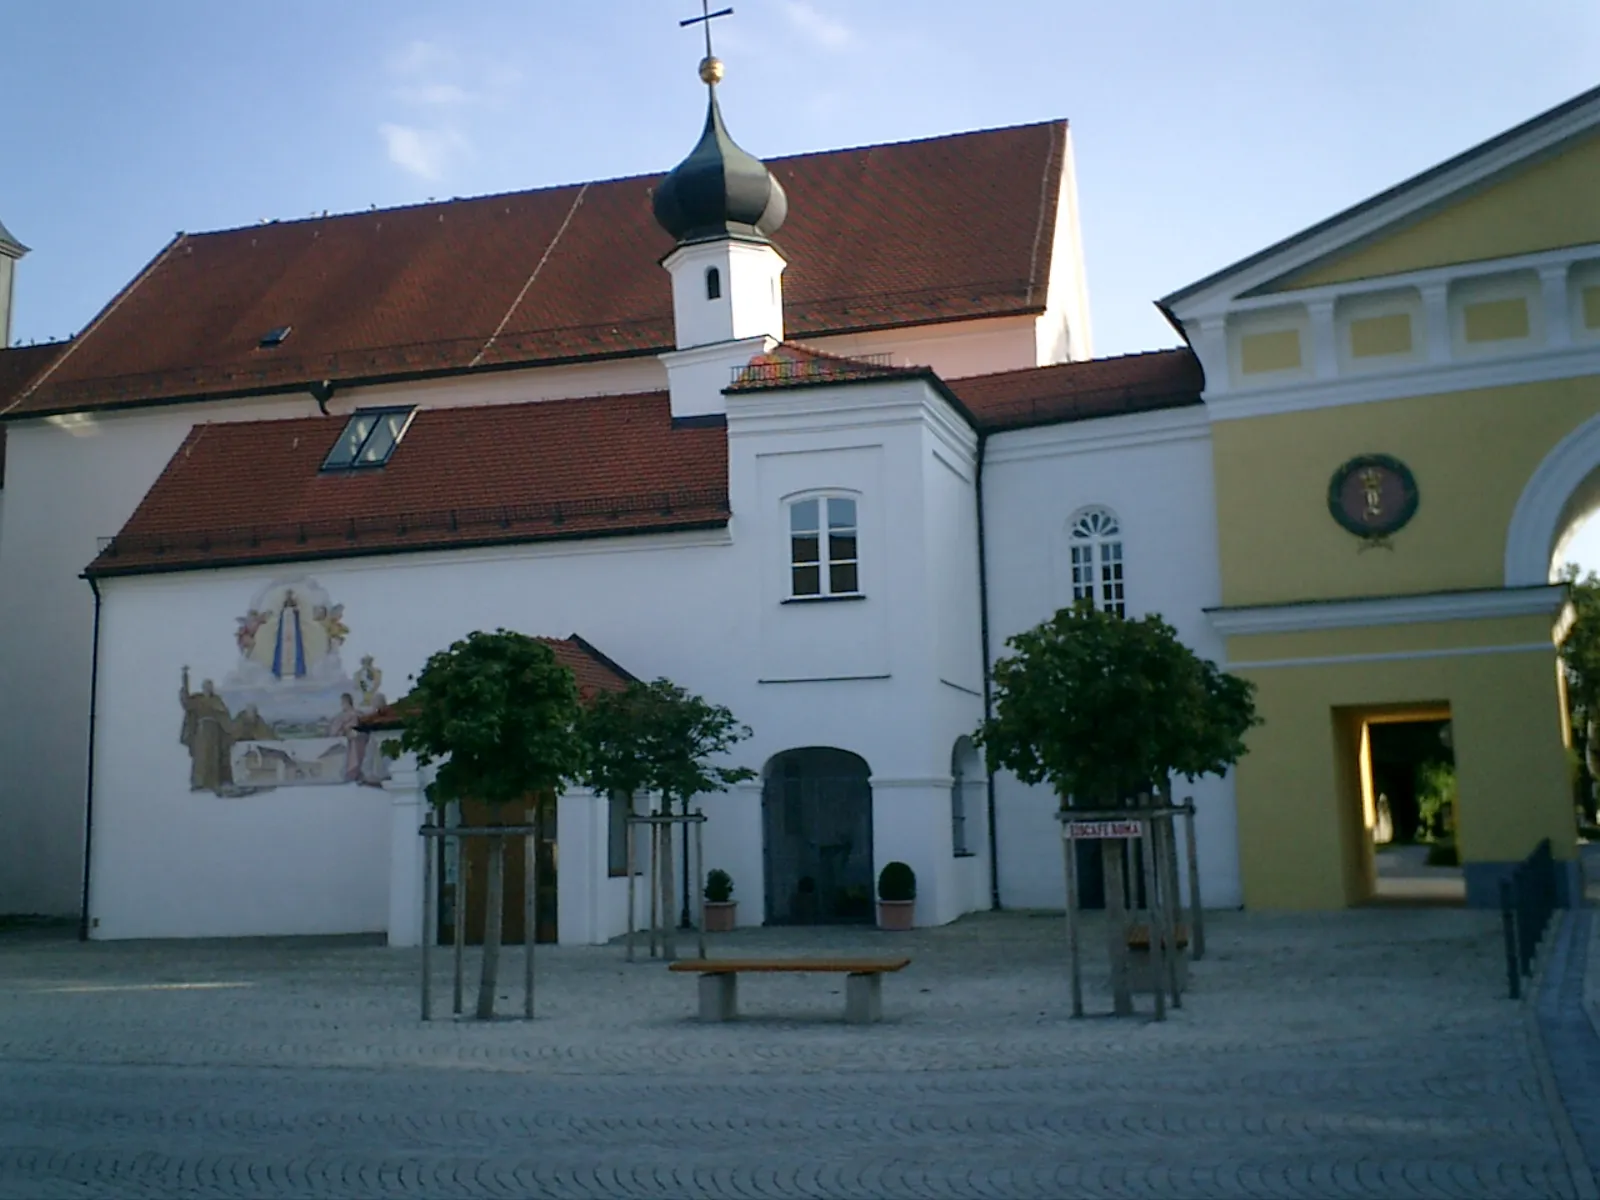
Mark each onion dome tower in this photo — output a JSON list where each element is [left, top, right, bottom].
[[653, 55, 788, 246], [655, 52, 788, 376]]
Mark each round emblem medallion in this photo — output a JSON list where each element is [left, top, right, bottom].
[[1327, 454, 1418, 538]]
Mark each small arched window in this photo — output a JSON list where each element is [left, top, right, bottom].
[[788, 494, 859, 598], [705, 266, 722, 300], [1069, 506, 1125, 616]]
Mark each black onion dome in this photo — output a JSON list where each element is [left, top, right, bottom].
[[653, 88, 787, 245]]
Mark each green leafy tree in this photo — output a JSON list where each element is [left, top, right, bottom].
[[399, 630, 585, 1019], [1559, 566, 1600, 823], [580, 679, 755, 954], [974, 602, 1259, 1014], [974, 603, 1259, 808]]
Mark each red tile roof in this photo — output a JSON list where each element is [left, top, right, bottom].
[[951, 347, 1203, 432], [88, 391, 727, 577], [0, 342, 71, 486], [8, 121, 1067, 419], [359, 634, 634, 730], [729, 341, 923, 390], [0, 341, 65, 407]]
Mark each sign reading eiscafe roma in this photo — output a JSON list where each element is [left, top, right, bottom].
[[1063, 819, 1143, 840]]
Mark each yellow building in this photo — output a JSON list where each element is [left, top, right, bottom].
[[1161, 85, 1600, 909]]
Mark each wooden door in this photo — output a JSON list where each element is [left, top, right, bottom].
[[441, 794, 558, 945]]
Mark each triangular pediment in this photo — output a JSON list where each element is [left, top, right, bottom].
[[1269, 129, 1600, 292], [1163, 84, 1600, 315]]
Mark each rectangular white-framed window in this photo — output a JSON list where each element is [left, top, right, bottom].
[[789, 494, 860, 599]]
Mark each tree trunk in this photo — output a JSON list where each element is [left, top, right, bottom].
[[659, 813, 678, 962], [1103, 837, 1132, 1015], [476, 832, 505, 1019]]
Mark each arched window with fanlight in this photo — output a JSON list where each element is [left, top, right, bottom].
[[1069, 506, 1125, 616]]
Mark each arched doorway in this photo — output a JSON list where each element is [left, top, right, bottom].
[[762, 748, 874, 924]]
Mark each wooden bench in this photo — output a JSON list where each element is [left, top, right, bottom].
[[668, 957, 911, 1024]]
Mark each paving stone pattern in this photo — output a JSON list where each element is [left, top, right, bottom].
[[1537, 910, 1600, 1181], [0, 910, 1589, 1199]]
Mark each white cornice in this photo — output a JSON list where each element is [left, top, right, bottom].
[[1164, 89, 1600, 314], [1228, 641, 1557, 670], [1202, 340, 1600, 422], [102, 526, 736, 592], [1206, 584, 1568, 637], [984, 404, 1208, 465], [1193, 240, 1600, 320]]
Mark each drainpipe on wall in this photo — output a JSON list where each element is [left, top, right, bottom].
[[79, 573, 103, 942], [974, 431, 1002, 911]]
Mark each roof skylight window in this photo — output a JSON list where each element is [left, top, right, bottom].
[[321, 407, 416, 471], [258, 325, 292, 348]]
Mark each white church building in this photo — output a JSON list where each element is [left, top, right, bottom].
[[0, 58, 1237, 943]]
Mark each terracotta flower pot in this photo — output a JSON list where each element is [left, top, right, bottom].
[[703, 901, 737, 932], [877, 899, 915, 931]]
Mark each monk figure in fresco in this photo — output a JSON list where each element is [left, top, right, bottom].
[[179, 667, 237, 793]]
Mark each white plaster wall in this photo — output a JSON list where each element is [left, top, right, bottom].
[[1034, 128, 1094, 365], [0, 397, 321, 916], [981, 405, 1242, 911], [809, 316, 1043, 380], [0, 257, 15, 348], [664, 240, 786, 350], [90, 571, 390, 940], [86, 373, 996, 939], [327, 357, 670, 415]]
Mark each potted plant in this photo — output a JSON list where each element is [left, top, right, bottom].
[[876, 861, 916, 931], [703, 868, 737, 932]]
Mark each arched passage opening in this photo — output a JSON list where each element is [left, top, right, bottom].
[[762, 747, 873, 925], [1506, 409, 1600, 586], [1507, 413, 1600, 845]]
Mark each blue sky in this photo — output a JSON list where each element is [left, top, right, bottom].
[[4, 1, 1600, 565], [3, 0, 1597, 356]]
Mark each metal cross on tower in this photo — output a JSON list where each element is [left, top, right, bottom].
[[680, 1, 733, 62]]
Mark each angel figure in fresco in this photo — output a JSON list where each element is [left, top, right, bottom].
[[271, 590, 308, 680], [315, 603, 349, 649], [179, 667, 237, 794], [329, 692, 367, 783], [353, 655, 382, 707], [234, 610, 267, 656]]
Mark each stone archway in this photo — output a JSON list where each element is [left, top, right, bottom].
[[1505, 409, 1600, 585], [761, 747, 874, 925]]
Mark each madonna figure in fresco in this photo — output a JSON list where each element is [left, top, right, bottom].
[[270, 590, 308, 680], [178, 667, 236, 793]]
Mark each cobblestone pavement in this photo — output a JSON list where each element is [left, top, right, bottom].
[[0, 909, 1591, 1198]]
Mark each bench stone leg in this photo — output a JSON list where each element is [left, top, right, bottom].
[[845, 972, 882, 1024], [698, 973, 738, 1022]]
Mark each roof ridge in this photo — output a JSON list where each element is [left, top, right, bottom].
[[2, 234, 186, 417], [170, 120, 1072, 244]]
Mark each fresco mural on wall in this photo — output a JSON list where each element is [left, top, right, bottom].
[[177, 577, 392, 796]]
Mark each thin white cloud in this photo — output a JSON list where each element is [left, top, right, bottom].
[[377, 37, 520, 181], [782, 1, 853, 50], [395, 82, 473, 108], [389, 39, 453, 77], [379, 123, 462, 181]]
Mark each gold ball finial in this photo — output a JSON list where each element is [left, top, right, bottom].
[[698, 55, 724, 85]]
